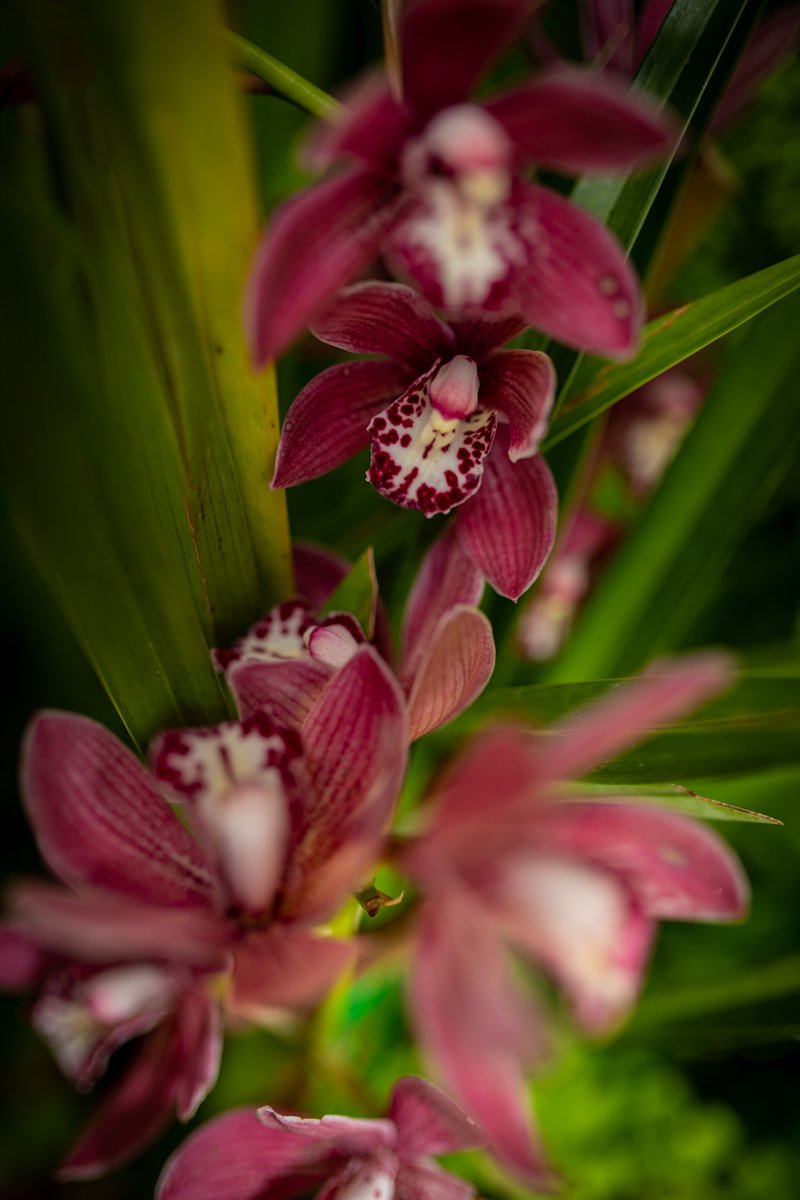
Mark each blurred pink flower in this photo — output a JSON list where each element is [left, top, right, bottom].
[[273, 281, 557, 599], [219, 525, 495, 741], [246, 0, 676, 364], [157, 1076, 483, 1200], [1, 649, 406, 1177], [401, 653, 748, 1185]]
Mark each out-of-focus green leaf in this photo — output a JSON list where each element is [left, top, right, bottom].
[[576, 783, 782, 824], [544, 254, 800, 449], [629, 956, 800, 1032], [0, 121, 229, 747], [547, 293, 800, 682], [320, 548, 378, 638], [451, 674, 800, 782], [73, 0, 292, 641], [0, 0, 293, 745]]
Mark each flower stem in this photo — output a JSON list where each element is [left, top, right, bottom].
[[227, 31, 341, 120]]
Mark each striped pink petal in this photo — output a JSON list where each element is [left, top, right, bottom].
[[410, 892, 553, 1188], [478, 349, 555, 461], [228, 926, 353, 1017], [227, 659, 333, 726], [456, 436, 557, 600], [406, 606, 495, 741], [311, 282, 454, 375], [516, 182, 642, 357], [390, 1076, 484, 1156], [274, 359, 413, 489], [281, 648, 407, 920], [246, 167, 399, 366], [486, 68, 675, 174], [534, 652, 735, 785], [536, 801, 750, 921], [22, 713, 214, 908], [402, 526, 486, 681], [401, 0, 529, 114], [157, 1109, 335, 1200]]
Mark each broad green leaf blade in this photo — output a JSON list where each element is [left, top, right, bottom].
[[320, 548, 378, 638], [543, 253, 800, 449], [546, 292, 800, 681], [74, 0, 293, 642], [0, 126, 228, 747], [575, 784, 782, 824], [451, 674, 800, 782]]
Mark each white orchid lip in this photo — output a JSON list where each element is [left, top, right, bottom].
[[429, 355, 480, 419]]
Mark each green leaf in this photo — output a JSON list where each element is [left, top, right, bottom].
[[543, 254, 800, 450], [546, 292, 800, 681], [629, 956, 800, 1032], [320, 548, 378, 639], [575, 783, 782, 825], [451, 673, 800, 783]]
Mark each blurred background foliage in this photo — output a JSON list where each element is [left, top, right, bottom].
[[1, 1, 799, 1198]]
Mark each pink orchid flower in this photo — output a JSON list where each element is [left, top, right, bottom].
[[401, 653, 749, 1186], [218, 526, 495, 742], [0, 649, 406, 1178], [247, 0, 677, 364], [274, 281, 558, 599], [157, 1076, 483, 1200]]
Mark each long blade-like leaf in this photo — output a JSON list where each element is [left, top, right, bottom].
[[543, 253, 800, 449]]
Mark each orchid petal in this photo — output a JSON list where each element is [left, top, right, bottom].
[[307, 74, 411, 172], [259, 1107, 396, 1154], [487, 70, 675, 175], [228, 926, 353, 1018], [228, 659, 333, 726], [390, 1076, 484, 1156], [293, 542, 351, 609], [534, 652, 735, 785], [713, 8, 800, 129], [281, 648, 407, 920], [395, 1161, 477, 1200], [0, 927, 50, 989], [402, 525, 485, 680], [516, 182, 642, 357], [7, 880, 229, 968], [311, 282, 454, 374], [245, 167, 399, 366], [410, 893, 553, 1188], [59, 1022, 185, 1180], [157, 1109, 335, 1200], [448, 313, 530, 359], [536, 801, 749, 921], [22, 712, 214, 908], [273, 360, 413, 489], [401, 0, 528, 114], [368, 369, 496, 516], [478, 349, 555, 461], [456, 436, 557, 600], [492, 855, 655, 1032], [406, 606, 495, 741], [172, 987, 223, 1120], [32, 963, 177, 1089]]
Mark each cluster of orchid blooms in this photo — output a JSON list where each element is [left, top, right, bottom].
[[6, 0, 796, 1194]]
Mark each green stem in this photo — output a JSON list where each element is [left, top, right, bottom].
[[227, 30, 341, 120]]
